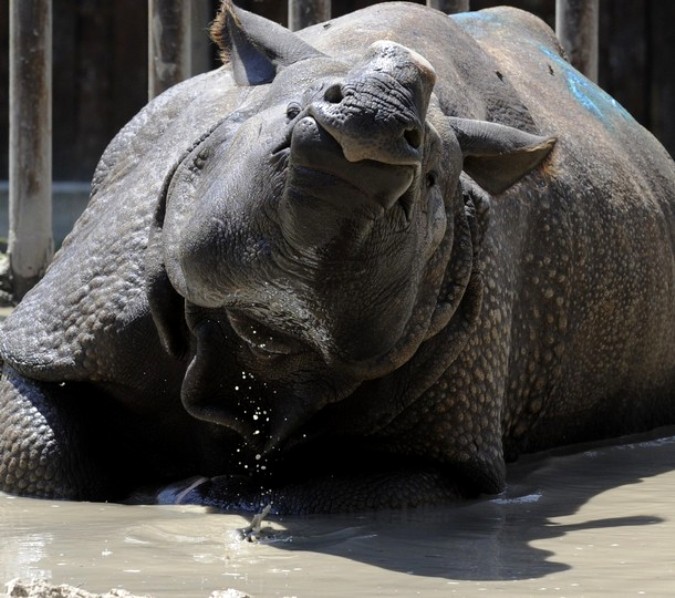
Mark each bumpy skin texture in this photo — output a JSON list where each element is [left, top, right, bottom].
[[1, 2, 674, 513]]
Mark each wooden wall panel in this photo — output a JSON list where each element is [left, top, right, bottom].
[[649, 0, 675, 157], [598, 0, 648, 128]]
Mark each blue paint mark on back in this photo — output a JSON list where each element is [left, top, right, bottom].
[[538, 46, 633, 126], [453, 11, 502, 27], [453, 11, 634, 129]]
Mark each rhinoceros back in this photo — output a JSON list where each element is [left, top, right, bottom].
[[457, 7, 675, 444]]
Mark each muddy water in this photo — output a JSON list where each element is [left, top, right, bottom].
[[2, 431, 675, 597]]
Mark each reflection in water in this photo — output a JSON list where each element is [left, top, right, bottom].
[[0, 514, 54, 583], [1, 431, 675, 597]]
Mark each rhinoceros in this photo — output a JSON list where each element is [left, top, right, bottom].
[[0, 0, 674, 514]]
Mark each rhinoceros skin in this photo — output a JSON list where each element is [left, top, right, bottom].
[[0, 1, 674, 514]]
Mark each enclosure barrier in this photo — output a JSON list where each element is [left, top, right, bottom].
[[289, 0, 332, 31], [8, 0, 53, 299], [6, 0, 599, 301], [148, 0, 192, 99], [556, 0, 598, 83], [427, 0, 470, 12]]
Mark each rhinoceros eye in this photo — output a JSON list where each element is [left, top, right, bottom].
[[286, 102, 302, 121], [228, 312, 305, 358]]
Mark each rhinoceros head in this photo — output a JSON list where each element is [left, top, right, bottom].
[[147, 1, 554, 454]]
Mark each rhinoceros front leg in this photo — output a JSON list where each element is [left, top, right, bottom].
[[0, 365, 110, 500], [175, 469, 467, 515]]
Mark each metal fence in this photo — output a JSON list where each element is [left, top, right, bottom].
[[5, 0, 598, 300]]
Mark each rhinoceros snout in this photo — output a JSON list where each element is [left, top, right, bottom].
[[308, 41, 437, 166], [289, 113, 416, 212]]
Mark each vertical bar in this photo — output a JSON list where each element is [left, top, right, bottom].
[[427, 0, 470, 12], [9, 0, 54, 299], [556, 0, 599, 82], [288, 0, 331, 32], [148, 0, 191, 99]]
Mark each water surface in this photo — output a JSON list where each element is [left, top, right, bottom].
[[2, 431, 675, 597]]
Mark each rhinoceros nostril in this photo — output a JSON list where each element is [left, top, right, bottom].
[[323, 83, 344, 104], [403, 127, 422, 150]]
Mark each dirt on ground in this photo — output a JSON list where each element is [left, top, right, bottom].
[[5, 579, 249, 598]]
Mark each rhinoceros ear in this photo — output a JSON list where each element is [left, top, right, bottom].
[[449, 117, 556, 195], [211, 0, 325, 86]]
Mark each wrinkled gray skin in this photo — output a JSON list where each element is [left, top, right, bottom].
[[1, 1, 674, 514]]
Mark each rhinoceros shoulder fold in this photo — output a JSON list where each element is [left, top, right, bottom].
[[0, 69, 243, 381]]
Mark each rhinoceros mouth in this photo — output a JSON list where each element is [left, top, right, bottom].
[[281, 115, 416, 221]]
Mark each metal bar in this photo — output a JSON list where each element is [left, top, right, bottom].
[[148, 0, 192, 99], [8, 0, 54, 299], [556, 0, 599, 82], [288, 0, 331, 32], [427, 0, 470, 13]]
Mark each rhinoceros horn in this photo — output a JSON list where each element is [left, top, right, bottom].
[[211, 0, 326, 85]]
